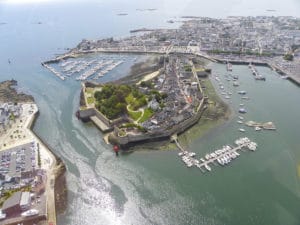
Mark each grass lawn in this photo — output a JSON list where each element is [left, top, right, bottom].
[[85, 87, 94, 95], [125, 93, 135, 105], [87, 97, 95, 104], [138, 108, 154, 123], [128, 110, 142, 121]]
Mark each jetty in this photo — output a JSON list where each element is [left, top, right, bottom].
[[41, 63, 65, 80], [245, 121, 276, 130], [248, 63, 266, 81], [173, 135, 257, 172]]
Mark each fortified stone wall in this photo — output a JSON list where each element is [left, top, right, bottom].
[[113, 102, 206, 146]]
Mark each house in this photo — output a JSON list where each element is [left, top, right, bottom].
[[2, 191, 32, 216], [148, 99, 160, 111], [20, 192, 31, 211], [2, 191, 22, 216]]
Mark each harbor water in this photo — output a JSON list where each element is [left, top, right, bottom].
[[0, 1, 300, 225]]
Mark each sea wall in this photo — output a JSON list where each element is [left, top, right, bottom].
[[29, 109, 67, 223], [110, 99, 207, 147]]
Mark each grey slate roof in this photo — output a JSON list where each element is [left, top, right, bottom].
[[2, 191, 21, 210]]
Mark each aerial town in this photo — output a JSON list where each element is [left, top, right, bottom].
[[0, 81, 59, 225], [59, 16, 299, 84], [77, 54, 209, 149], [2, 15, 300, 224]]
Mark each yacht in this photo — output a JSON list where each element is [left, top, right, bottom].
[[204, 164, 211, 171]]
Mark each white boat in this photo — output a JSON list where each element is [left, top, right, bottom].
[[225, 95, 231, 99], [205, 154, 210, 160], [204, 164, 211, 171], [238, 90, 247, 95], [239, 128, 246, 132], [255, 126, 262, 131], [21, 209, 39, 217], [237, 120, 243, 124], [217, 158, 224, 166], [188, 152, 196, 157], [233, 81, 239, 86], [238, 116, 244, 120]]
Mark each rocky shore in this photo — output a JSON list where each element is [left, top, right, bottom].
[[0, 79, 34, 103]]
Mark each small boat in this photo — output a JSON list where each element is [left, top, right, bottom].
[[204, 164, 211, 171], [232, 75, 239, 80], [239, 103, 244, 106], [238, 116, 244, 120], [255, 126, 262, 131], [237, 120, 243, 124], [225, 95, 231, 99], [238, 108, 247, 113], [241, 96, 250, 100], [239, 128, 246, 132], [233, 81, 239, 86], [238, 90, 247, 95]]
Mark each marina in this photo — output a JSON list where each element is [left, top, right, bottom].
[[43, 56, 126, 81], [174, 137, 257, 172]]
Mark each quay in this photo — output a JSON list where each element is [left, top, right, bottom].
[[172, 135, 257, 172]]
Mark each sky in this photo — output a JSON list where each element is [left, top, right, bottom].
[[0, 0, 300, 18]]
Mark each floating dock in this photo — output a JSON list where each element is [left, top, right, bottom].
[[174, 136, 257, 172]]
